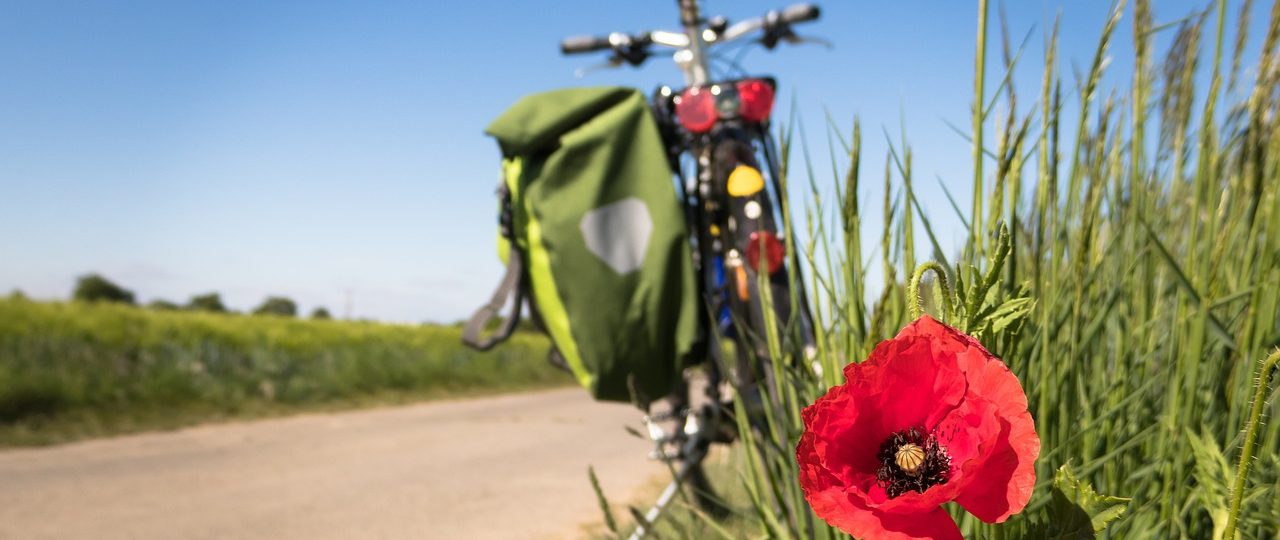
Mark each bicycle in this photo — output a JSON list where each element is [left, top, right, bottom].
[[559, 1, 823, 535]]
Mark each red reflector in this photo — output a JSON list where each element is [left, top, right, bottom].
[[745, 232, 785, 275], [736, 79, 775, 123], [675, 86, 717, 133]]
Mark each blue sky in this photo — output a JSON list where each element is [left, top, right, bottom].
[[0, 0, 1264, 322]]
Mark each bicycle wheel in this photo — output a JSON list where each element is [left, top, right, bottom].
[[643, 91, 814, 523], [711, 128, 813, 398], [659, 126, 813, 519]]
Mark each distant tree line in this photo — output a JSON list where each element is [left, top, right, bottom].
[[68, 273, 333, 320]]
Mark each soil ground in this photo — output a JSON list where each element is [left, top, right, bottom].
[[0, 388, 663, 540]]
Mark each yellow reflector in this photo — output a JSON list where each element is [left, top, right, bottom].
[[727, 165, 765, 197]]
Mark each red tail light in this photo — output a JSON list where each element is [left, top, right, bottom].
[[736, 79, 775, 123], [675, 86, 717, 133], [676, 79, 774, 132], [745, 231, 785, 275]]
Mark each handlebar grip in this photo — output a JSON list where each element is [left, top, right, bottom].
[[779, 3, 820, 24], [560, 35, 611, 55]]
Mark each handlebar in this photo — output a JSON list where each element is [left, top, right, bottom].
[[560, 35, 612, 55], [559, 2, 820, 57], [778, 3, 820, 25]]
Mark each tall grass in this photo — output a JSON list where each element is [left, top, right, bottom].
[[698, 0, 1280, 538], [0, 297, 566, 446]]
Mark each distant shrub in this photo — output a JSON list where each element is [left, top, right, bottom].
[[72, 274, 135, 305], [147, 299, 180, 311], [187, 293, 227, 313], [253, 296, 297, 317], [310, 307, 332, 320]]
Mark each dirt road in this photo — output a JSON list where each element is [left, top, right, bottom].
[[0, 389, 665, 540]]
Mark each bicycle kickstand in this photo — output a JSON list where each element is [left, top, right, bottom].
[[626, 460, 694, 540]]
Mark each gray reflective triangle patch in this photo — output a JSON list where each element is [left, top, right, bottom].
[[579, 197, 653, 274]]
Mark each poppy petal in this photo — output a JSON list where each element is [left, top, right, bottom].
[[848, 323, 967, 437], [951, 334, 1039, 522], [953, 409, 1039, 522], [820, 500, 964, 540], [800, 381, 882, 487]]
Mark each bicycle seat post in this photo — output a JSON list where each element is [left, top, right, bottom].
[[675, 0, 711, 86]]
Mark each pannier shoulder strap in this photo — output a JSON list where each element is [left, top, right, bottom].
[[461, 248, 525, 350]]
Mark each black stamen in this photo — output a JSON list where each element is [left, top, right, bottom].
[[875, 426, 951, 498]]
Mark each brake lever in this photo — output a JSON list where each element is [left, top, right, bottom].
[[573, 46, 653, 78], [760, 24, 793, 50], [574, 56, 624, 78], [783, 33, 833, 50]]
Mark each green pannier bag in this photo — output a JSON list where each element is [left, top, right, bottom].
[[462, 86, 699, 404]]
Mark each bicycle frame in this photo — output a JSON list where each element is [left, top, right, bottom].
[[557, 4, 822, 536], [673, 0, 711, 86]]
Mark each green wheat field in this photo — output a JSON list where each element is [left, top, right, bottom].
[[0, 297, 566, 446]]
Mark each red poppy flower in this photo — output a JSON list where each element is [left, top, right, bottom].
[[796, 315, 1039, 540]]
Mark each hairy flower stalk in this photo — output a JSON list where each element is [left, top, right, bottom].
[[1223, 349, 1280, 539]]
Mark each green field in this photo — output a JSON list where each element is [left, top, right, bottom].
[[0, 297, 568, 446]]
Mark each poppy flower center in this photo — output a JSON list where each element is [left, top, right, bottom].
[[875, 426, 951, 498]]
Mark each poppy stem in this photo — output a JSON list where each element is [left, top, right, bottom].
[[1223, 348, 1280, 539], [908, 262, 955, 322]]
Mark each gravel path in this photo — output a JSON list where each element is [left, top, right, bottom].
[[0, 388, 663, 540]]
